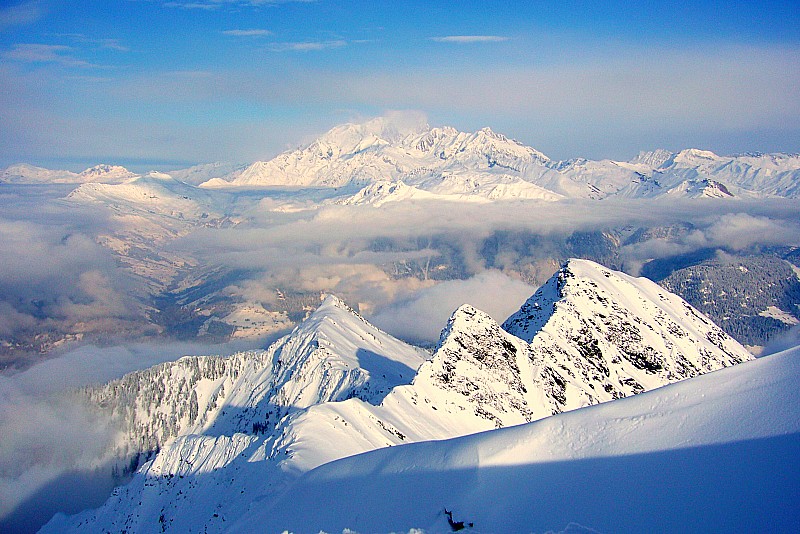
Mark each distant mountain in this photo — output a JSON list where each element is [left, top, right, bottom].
[[7, 118, 800, 199], [67, 172, 223, 222], [658, 255, 800, 348], [167, 162, 246, 186], [0, 163, 135, 184], [0, 163, 78, 184], [196, 117, 800, 200], [43, 261, 752, 533], [76, 164, 137, 183]]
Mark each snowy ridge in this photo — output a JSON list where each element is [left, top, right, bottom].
[[44, 263, 755, 533], [45, 295, 427, 533], [79, 294, 427, 458]]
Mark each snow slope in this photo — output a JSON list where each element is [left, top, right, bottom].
[[236, 344, 800, 534]]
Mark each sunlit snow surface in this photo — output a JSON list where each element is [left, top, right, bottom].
[[235, 346, 800, 534]]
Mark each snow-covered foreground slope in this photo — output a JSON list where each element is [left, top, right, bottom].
[[237, 345, 800, 534], [41, 261, 755, 533]]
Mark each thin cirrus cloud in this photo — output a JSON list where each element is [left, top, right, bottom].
[[267, 40, 347, 52], [0, 0, 44, 30], [2, 43, 95, 68], [56, 34, 130, 52], [222, 29, 272, 37], [164, 0, 315, 8], [430, 35, 510, 43]]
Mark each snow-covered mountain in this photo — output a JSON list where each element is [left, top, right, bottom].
[[76, 295, 427, 460], [200, 118, 559, 203], [8, 119, 800, 199], [43, 260, 753, 533], [195, 117, 800, 200], [167, 162, 246, 186], [67, 172, 223, 222], [655, 149, 800, 198], [503, 259, 751, 412], [42, 295, 428, 533], [0, 163, 136, 184], [76, 164, 137, 184], [0, 163, 79, 183], [241, 343, 800, 534]]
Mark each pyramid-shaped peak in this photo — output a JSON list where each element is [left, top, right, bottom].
[[317, 293, 355, 312], [436, 303, 504, 349]]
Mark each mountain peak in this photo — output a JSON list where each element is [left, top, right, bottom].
[[78, 164, 137, 183], [504, 258, 753, 413], [629, 148, 674, 168], [670, 148, 721, 166], [436, 304, 495, 348]]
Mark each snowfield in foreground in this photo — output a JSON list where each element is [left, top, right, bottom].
[[235, 345, 800, 534]]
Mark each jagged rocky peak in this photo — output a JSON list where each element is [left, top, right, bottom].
[[421, 304, 538, 426], [502, 259, 753, 412]]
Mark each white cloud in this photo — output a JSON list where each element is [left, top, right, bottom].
[[370, 271, 538, 344], [704, 212, 800, 250], [164, 0, 315, 9], [431, 35, 509, 43], [0, 1, 44, 30], [223, 29, 272, 37], [2, 43, 95, 68], [267, 40, 347, 52]]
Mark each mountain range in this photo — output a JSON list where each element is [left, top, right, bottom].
[[41, 259, 756, 533], [5, 116, 800, 202]]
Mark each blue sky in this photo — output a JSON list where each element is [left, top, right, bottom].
[[1, 0, 799, 171]]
